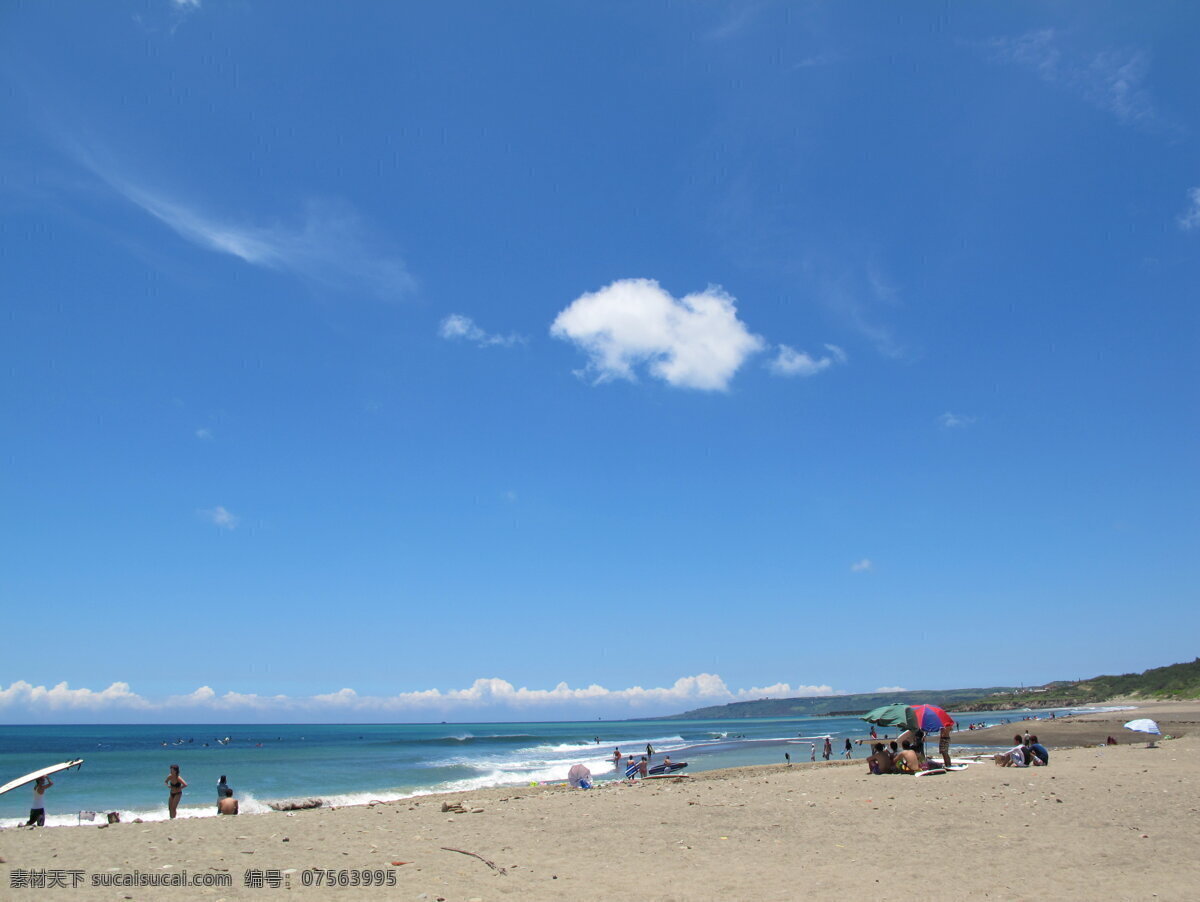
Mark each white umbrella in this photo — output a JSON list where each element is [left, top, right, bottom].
[[1123, 718, 1160, 734], [567, 764, 592, 788], [1123, 718, 1161, 747]]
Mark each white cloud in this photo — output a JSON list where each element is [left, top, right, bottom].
[[873, 686, 906, 694], [769, 343, 846, 377], [551, 279, 765, 391], [738, 683, 835, 699], [0, 680, 148, 711], [438, 314, 525, 348], [77, 155, 413, 300], [194, 427, 213, 440], [172, 0, 200, 8], [201, 505, 239, 530], [1178, 187, 1200, 231], [850, 558, 873, 572], [938, 412, 976, 429], [0, 674, 844, 722], [987, 29, 1155, 125]]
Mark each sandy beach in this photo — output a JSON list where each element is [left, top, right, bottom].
[[2, 702, 1197, 901]]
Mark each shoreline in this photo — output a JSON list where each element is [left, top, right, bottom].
[[1, 699, 1185, 831], [3, 700, 1198, 900]]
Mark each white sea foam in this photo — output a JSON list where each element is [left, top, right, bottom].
[[526, 734, 686, 754]]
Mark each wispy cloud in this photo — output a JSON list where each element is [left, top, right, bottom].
[[795, 53, 841, 69], [1178, 187, 1200, 231], [812, 262, 906, 360], [75, 152, 414, 300], [938, 412, 976, 429], [0, 674, 843, 722], [194, 427, 213, 440], [987, 29, 1156, 125], [704, 3, 764, 42], [438, 314, 525, 348], [874, 685, 906, 694], [200, 505, 238, 530], [551, 279, 765, 391], [769, 343, 846, 377], [850, 558, 873, 573]]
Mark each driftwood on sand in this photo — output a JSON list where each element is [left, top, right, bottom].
[[267, 798, 324, 811]]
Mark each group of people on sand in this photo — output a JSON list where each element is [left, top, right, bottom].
[[864, 725, 955, 775], [163, 766, 240, 818], [994, 732, 1050, 767]]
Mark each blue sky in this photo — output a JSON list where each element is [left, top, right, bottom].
[[2, 1, 1197, 723]]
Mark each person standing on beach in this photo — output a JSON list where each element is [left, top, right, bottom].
[[843, 738, 853, 759], [25, 776, 52, 827], [638, 756, 648, 778], [810, 743, 816, 761], [217, 775, 232, 803], [785, 752, 791, 766], [165, 765, 187, 818], [939, 726, 953, 769], [822, 737, 832, 760]]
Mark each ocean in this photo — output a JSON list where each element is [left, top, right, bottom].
[[0, 707, 1119, 827]]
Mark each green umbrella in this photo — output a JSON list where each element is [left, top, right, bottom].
[[862, 704, 918, 731]]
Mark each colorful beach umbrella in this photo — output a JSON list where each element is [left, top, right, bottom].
[[861, 704, 918, 731], [862, 704, 955, 733], [910, 704, 955, 731]]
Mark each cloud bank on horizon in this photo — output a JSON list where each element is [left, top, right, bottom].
[[0, 675, 839, 723]]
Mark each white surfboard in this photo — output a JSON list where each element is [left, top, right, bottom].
[[0, 759, 84, 797]]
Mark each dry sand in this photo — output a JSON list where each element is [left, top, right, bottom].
[[2, 702, 1198, 901]]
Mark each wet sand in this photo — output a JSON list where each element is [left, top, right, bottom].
[[959, 699, 1196, 748]]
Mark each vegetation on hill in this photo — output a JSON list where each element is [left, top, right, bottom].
[[660, 658, 1199, 720], [958, 658, 1200, 711], [661, 687, 1014, 720]]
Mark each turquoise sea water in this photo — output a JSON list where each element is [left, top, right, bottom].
[[0, 708, 1114, 827]]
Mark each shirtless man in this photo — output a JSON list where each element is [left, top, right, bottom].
[[939, 725, 953, 769], [895, 741, 922, 774], [866, 742, 895, 774], [218, 794, 239, 815]]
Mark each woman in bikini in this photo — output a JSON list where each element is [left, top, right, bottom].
[[165, 765, 187, 818]]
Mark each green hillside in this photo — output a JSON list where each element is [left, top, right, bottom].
[[959, 657, 1200, 711], [662, 686, 1014, 720], [659, 658, 1200, 720]]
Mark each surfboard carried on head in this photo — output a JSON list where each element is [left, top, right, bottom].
[[0, 760, 84, 797]]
